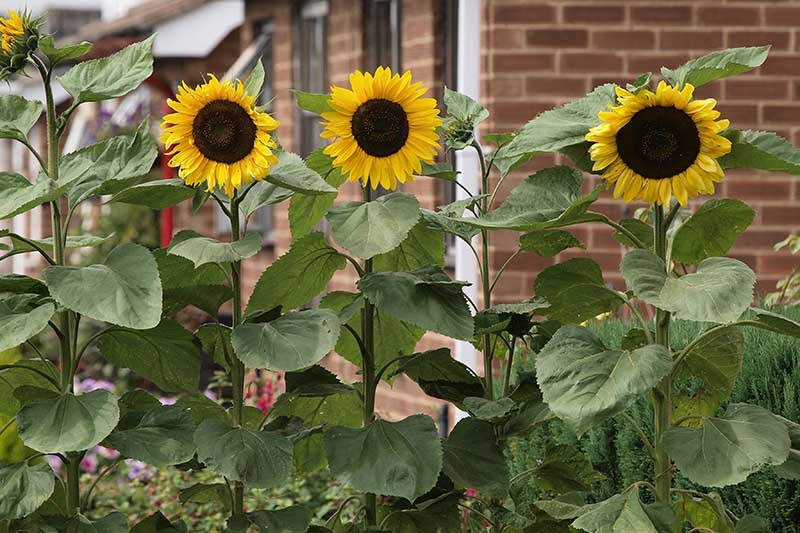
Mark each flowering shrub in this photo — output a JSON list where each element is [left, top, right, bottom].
[[1, 9, 800, 533]]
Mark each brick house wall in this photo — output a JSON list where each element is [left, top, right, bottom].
[[483, 0, 800, 297]]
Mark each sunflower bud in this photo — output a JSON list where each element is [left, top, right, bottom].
[[0, 10, 41, 81]]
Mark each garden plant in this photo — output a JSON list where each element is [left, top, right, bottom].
[[1, 8, 800, 532]]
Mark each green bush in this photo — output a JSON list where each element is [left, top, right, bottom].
[[509, 307, 800, 531]]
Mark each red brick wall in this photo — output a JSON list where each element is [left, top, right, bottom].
[[483, 0, 800, 297]]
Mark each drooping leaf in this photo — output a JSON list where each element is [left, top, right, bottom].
[[98, 320, 201, 393], [167, 230, 261, 267], [420, 208, 480, 244], [44, 243, 162, 329], [194, 420, 293, 488], [17, 389, 120, 453], [105, 404, 196, 466], [457, 166, 604, 231], [621, 250, 755, 324], [58, 36, 155, 103], [530, 444, 606, 495], [498, 84, 617, 168], [108, 178, 195, 209], [0, 274, 47, 296], [443, 417, 509, 498], [672, 199, 755, 264], [246, 232, 345, 314], [519, 229, 584, 257], [0, 301, 54, 352], [721, 129, 800, 175], [746, 308, 800, 338], [0, 231, 110, 260], [324, 415, 442, 501], [391, 348, 484, 406], [326, 192, 420, 260], [662, 46, 770, 88], [232, 309, 340, 372], [358, 267, 473, 340], [535, 258, 624, 324], [536, 325, 672, 435], [0, 462, 54, 521], [0, 95, 42, 143], [419, 161, 459, 181], [229, 506, 312, 533], [673, 326, 744, 423], [130, 510, 188, 532], [62, 121, 158, 209], [320, 291, 424, 382], [293, 91, 332, 114], [195, 323, 233, 371], [39, 36, 92, 65], [673, 492, 734, 533], [463, 396, 517, 422], [288, 149, 345, 240], [571, 491, 672, 533], [266, 151, 338, 194], [153, 248, 230, 318], [373, 219, 445, 272], [663, 403, 790, 487]]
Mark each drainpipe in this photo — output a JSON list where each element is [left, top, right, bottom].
[[453, 0, 482, 419]]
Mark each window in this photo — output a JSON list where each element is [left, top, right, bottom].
[[44, 9, 101, 36], [295, 1, 329, 156], [364, 0, 401, 71]]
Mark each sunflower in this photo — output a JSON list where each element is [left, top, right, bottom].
[[0, 9, 38, 81], [160, 75, 279, 197], [585, 81, 732, 206], [321, 66, 442, 190]]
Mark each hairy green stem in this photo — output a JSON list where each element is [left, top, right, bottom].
[[229, 194, 246, 517], [652, 204, 673, 502], [361, 185, 378, 525], [473, 141, 494, 400]]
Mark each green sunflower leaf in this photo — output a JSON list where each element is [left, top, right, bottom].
[[497, 84, 617, 172], [520, 229, 585, 257], [0, 462, 55, 521], [661, 46, 770, 89], [108, 178, 195, 209], [358, 267, 473, 340], [0, 360, 59, 418], [194, 420, 293, 488], [672, 199, 755, 264], [0, 300, 54, 353], [239, 181, 293, 221], [672, 326, 744, 422], [389, 348, 484, 406], [746, 308, 800, 338], [17, 389, 120, 453], [62, 121, 159, 209], [44, 243, 163, 329], [167, 230, 261, 267], [228, 506, 312, 533], [774, 415, 800, 480], [288, 149, 346, 240], [0, 172, 62, 220], [154, 248, 231, 318], [293, 90, 332, 114], [571, 491, 673, 533], [419, 161, 459, 181], [266, 151, 338, 194], [443, 418, 509, 498], [535, 258, 624, 324], [373, 219, 445, 272], [105, 403, 196, 466], [231, 309, 340, 372], [458, 166, 605, 231], [663, 403, 790, 487], [720, 129, 800, 175], [324, 415, 442, 501], [0, 231, 110, 260], [98, 320, 201, 393], [58, 35, 155, 103], [39, 36, 92, 65], [613, 218, 654, 249], [536, 325, 672, 435], [244, 58, 266, 98], [246, 231, 346, 314], [326, 191, 420, 260], [621, 250, 755, 324], [442, 87, 489, 150], [0, 95, 42, 143]]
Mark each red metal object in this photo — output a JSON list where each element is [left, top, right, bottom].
[[148, 76, 177, 249]]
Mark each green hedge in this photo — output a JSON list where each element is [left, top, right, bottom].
[[509, 307, 800, 531]]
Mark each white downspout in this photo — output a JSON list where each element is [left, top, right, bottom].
[[454, 0, 481, 417]]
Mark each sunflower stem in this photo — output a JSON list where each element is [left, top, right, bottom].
[[229, 193, 246, 517], [35, 53, 81, 516], [361, 185, 378, 525], [652, 203, 673, 503], [472, 141, 494, 400]]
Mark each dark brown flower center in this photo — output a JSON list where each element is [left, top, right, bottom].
[[351, 98, 409, 157], [616, 106, 700, 179], [192, 100, 257, 163]]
